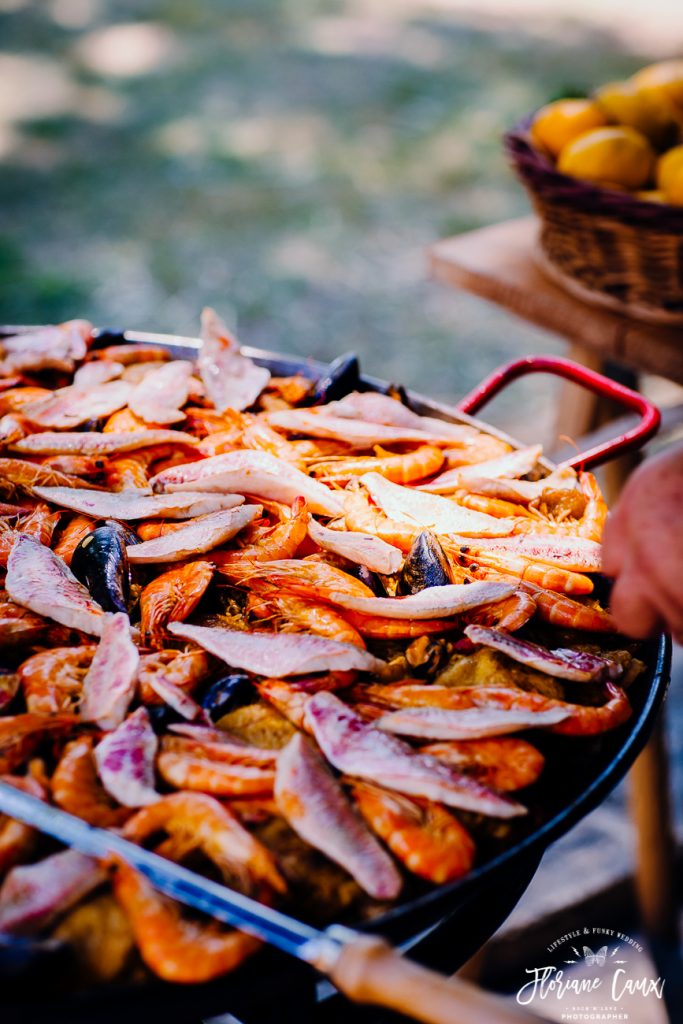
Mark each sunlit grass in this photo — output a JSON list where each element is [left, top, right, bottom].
[[0, 0, 656, 430]]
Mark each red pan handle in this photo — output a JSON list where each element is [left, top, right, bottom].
[[456, 355, 661, 471]]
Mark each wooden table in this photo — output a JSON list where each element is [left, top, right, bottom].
[[429, 216, 683, 387], [429, 214, 681, 947]]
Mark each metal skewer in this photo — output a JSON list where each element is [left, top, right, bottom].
[[0, 782, 542, 1024]]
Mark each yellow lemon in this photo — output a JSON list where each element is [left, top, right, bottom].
[[530, 98, 608, 158], [595, 79, 679, 148], [656, 145, 683, 204], [557, 126, 655, 189], [632, 60, 683, 115], [656, 144, 683, 189]]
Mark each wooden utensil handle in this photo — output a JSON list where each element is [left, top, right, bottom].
[[330, 935, 547, 1024]]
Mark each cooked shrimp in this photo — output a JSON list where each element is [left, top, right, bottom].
[[157, 748, 276, 796], [343, 489, 420, 552], [123, 792, 285, 893], [103, 407, 159, 433], [0, 458, 97, 497], [20, 503, 62, 547], [230, 558, 374, 603], [51, 736, 131, 827], [342, 610, 459, 639], [0, 596, 48, 647], [248, 585, 365, 648], [105, 452, 150, 491], [445, 541, 594, 596], [111, 860, 262, 983], [362, 681, 631, 736], [521, 583, 616, 632], [0, 713, 76, 773], [139, 561, 214, 642], [0, 387, 52, 415], [420, 738, 545, 791], [351, 782, 475, 884], [137, 649, 210, 705], [213, 495, 309, 576], [0, 775, 47, 876], [457, 493, 536, 520], [312, 445, 445, 485], [37, 455, 102, 479], [199, 409, 303, 464], [461, 590, 537, 631], [19, 646, 96, 715], [53, 514, 96, 565]]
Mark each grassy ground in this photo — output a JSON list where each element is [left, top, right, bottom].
[[0, 0, 652, 428]]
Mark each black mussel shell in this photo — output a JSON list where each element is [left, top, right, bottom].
[[76, 417, 105, 432], [397, 530, 453, 595], [347, 564, 387, 596], [147, 703, 185, 734], [100, 518, 140, 548], [92, 329, 126, 346], [309, 352, 360, 405], [201, 673, 257, 721], [0, 933, 71, 981], [71, 522, 136, 614]]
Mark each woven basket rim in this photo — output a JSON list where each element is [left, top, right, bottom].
[[505, 113, 683, 231]]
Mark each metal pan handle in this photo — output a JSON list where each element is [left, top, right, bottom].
[[456, 355, 661, 470]]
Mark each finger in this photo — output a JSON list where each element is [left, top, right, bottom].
[[601, 515, 626, 576], [608, 571, 662, 639]]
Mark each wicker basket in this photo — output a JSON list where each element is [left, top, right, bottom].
[[505, 117, 683, 324]]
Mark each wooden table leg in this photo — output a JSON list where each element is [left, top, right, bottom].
[[551, 343, 603, 450], [628, 713, 680, 944]]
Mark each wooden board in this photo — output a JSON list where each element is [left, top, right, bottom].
[[429, 217, 683, 386]]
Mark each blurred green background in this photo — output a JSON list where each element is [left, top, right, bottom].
[[0, 0, 663, 426]]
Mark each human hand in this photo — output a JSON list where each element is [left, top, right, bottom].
[[602, 443, 683, 642]]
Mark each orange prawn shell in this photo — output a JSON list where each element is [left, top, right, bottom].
[[352, 782, 475, 884]]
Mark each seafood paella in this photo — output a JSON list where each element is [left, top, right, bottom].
[[0, 311, 645, 987]]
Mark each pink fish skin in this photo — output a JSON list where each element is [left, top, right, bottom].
[[304, 692, 525, 819], [275, 733, 402, 900], [73, 360, 124, 387], [307, 518, 403, 575], [457, 535, 602, 573], [32, 486, 245, 521], [464, 625, 621, 682], [1, 321, 92, 376], [6, 534, 107, 636], [21, 380, 132, 429], [80, 613, 139, 730], [150, 449, 343, 518], [129, 360, 193, 425], [376, 705, 570, 740], [360, 472, 514, 538], [126, 504, 261, 563], [311, 391, 476, 440], [198, 307, 270, 412], [326, 581, 515, 619], [0, 849, 105, 935], [168, 623, 386, 677], [144, 676, 211, 723], [12, 429, 197, 456], [94, 707, 159, 807], [267, 409, 471, 447], [419, 445, 544, 493], [168, 724, 277, 766]]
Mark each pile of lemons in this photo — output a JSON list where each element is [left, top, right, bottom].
[[530, 59, 683, 204]]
